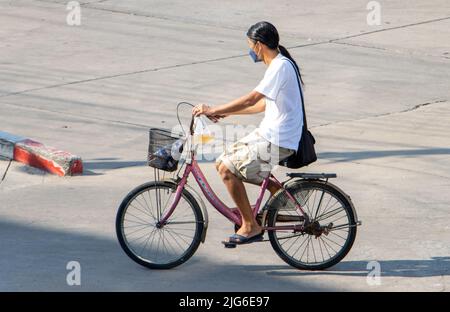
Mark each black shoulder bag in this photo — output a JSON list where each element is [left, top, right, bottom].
[[279, 59, 317, 169]]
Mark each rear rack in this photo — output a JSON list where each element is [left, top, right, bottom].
[[286, 173, 337, 179]]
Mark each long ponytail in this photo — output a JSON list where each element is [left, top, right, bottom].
[[278, 45, 304, 86]]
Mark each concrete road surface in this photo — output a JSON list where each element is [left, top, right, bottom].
[[0, 0, 449, 291]]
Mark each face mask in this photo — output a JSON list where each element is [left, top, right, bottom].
[[249, 49, 261, 62], [249, 44, 262, 63]]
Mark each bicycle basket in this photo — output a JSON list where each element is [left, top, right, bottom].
[[147, 128, 184, 172]]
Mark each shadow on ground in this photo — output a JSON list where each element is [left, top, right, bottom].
[[319, 148, 450, 162], [249, 257, 450, 278], [0, 219, 332, 291], [83, 159, 147, 170], [1, 219, 448, 291]]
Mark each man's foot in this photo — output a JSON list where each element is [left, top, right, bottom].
[[235, 223, 263, 238], [222, 223, 264, 247], [222, 231, 264, 247], [230, 232, 264, 244]]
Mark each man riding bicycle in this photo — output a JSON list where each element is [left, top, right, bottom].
[[192, 21, 304, 245]]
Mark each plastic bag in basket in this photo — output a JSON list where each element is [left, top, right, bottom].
[[193, 116, 214, 144], [148, 138, 185, 172]]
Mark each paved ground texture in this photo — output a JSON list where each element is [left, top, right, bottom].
[[0, 0, 449, 291]]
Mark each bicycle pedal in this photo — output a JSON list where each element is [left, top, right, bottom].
[[222, 241, 237, 248]]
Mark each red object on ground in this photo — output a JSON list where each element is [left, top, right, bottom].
[[13, 139, 83, 176], [0, 131, 83, 176]]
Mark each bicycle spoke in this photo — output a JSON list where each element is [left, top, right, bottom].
[[146, 227, 159, 259], [302, 236, 312, 263], [169, 208, 195, 222], [124, 218, 152, 226], [134, 197, 155, 219], [321, 235, 344, 249], [146, 190, 156, 217], [165, 227, 196, 239], [301, 191, 313, 217], [295, 190, 314, 217], [123, 223, 153, 229], [285, 235, 302, 253], [163, 227, 192, 246], [155, 230, 162, 262], [139, 191, 156, 219], [139, 228, 155, 256], [319, 236, 338, 254], [294, 237, 309, 260], [292, 235, 310, 260], [319, 236, 332, 258], [316, 193, 333, 220], [329, 223, 354, 231], [314, 190, 326, 220], [318, 200, 341, 219], [125, 224, 154, 237], [328, 213, 348, 225], [161, 190, 175, 215], [277, 233, 307, 241], [128, 227, 156, 245], [329, 230, 348, 241], [125, 210, 152, 225], [165, 226, 196, 231], [160, 230, 170, 260], [316, 206, 345, 222], [317, 237, 325, 262], [129, 202, 154, 220], [164, 228, 188, 253], [279, 230, 299, 245], [279, 235, 295, 246], [311, 237, 317, 263], [311, 189, 318, 219], [162, 229, 180, 258]]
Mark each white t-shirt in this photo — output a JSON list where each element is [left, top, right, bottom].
[[254, 53, 303, 150]]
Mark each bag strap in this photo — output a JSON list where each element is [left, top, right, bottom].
[[285, 58, 308, 131]]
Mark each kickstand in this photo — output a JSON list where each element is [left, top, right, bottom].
[[0, 157, 12, 186]]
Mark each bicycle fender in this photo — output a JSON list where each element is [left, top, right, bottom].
[[283, 178, 361, 226], [183, 183, 209, 243]]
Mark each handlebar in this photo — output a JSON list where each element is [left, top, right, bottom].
[[189, 115, 220, 136], [189, 115, 195, 136], [178, 102, 222, 137]]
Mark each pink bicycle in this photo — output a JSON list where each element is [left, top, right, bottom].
[[116, 104, 361, 270]]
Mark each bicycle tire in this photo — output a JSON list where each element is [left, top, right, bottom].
[[267, 180, 357, 270], [116, 181, 204, 269]]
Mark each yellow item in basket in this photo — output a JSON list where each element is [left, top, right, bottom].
[[196, 134, 214, 144], [193, 117, 214, 144]]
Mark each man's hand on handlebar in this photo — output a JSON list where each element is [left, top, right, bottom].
[[192, 104, 226, 123]]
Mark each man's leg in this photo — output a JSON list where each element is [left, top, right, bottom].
[[244, 176, 281, 195], [217, 162, 262, 237]]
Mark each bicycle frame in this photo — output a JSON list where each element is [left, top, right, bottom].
[[159, 149, 309, 232]]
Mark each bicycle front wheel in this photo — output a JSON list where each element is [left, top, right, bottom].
[[116, 181, 204, 269], [267, 180, 357, 270]]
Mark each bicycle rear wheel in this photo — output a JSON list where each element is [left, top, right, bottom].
[[116, 181, 204, 269], [267, 180, 357, 270]]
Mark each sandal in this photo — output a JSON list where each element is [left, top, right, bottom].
[[222, 232, 264, 248]]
